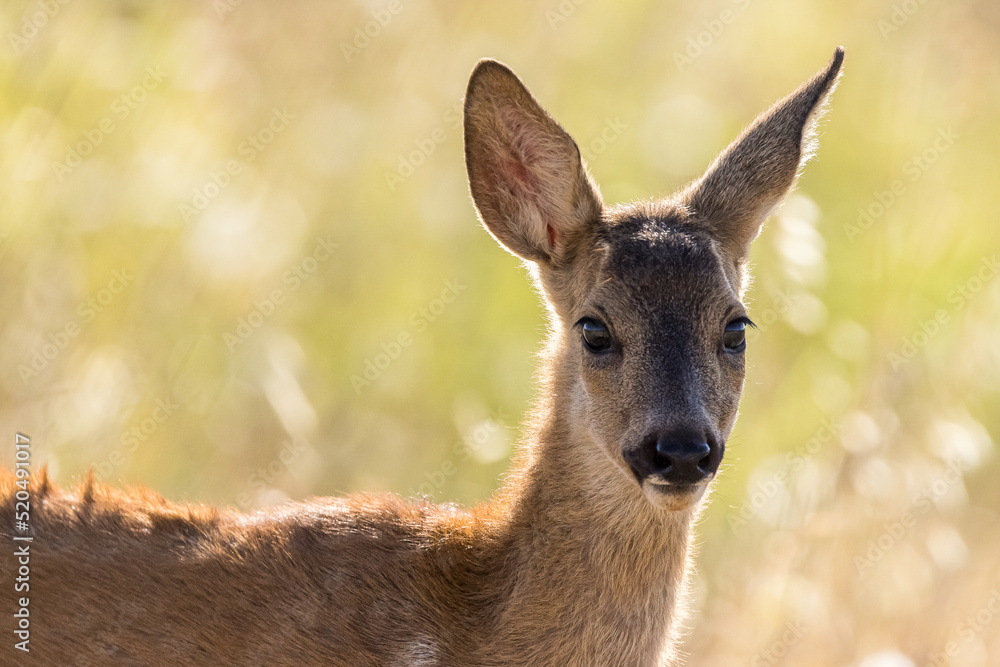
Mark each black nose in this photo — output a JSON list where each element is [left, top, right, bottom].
[[655, 438, 712, 482], [624, 428, 720, 485]]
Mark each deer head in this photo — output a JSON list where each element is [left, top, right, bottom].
[[464, 49, 843, 511]]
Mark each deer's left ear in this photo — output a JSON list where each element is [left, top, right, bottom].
[[682, 48, 844, 266]]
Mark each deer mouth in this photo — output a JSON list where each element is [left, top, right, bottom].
[[641, 478, 709, 511]]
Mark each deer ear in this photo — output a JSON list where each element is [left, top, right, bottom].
[[464, 59, 602, 264], [682, 48, 844, 265]]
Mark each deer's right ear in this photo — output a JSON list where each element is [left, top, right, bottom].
[[464, 60, 602, 265]]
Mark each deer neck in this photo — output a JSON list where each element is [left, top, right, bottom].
[[486, 341, 696, 660]]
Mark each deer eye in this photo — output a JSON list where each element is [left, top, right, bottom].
[[579, 318, 613, 353], [723, 317, 754, 353]]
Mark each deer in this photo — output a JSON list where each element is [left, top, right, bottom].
[[2, 48, 843, 666]]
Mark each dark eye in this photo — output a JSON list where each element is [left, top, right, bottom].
[[580, 318, 613, 353], [723, 317, 754, 353]]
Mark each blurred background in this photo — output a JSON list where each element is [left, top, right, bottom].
[[2, 0, 998, 664]]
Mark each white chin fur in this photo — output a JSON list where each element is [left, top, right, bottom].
[[641, 480, 708, 511]]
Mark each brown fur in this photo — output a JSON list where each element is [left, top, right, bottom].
[[0, 49, 843, 666]]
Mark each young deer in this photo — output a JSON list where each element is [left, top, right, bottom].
[[2, 49, 843, 665]]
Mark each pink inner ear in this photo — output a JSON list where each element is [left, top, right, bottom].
[[500, 152, 539, 196], [481, 107, 569, 254], [497, 107, 548, 194]]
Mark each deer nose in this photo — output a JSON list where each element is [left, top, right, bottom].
[[625, 429, 720, 486], [654, 439, 713, 483]]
